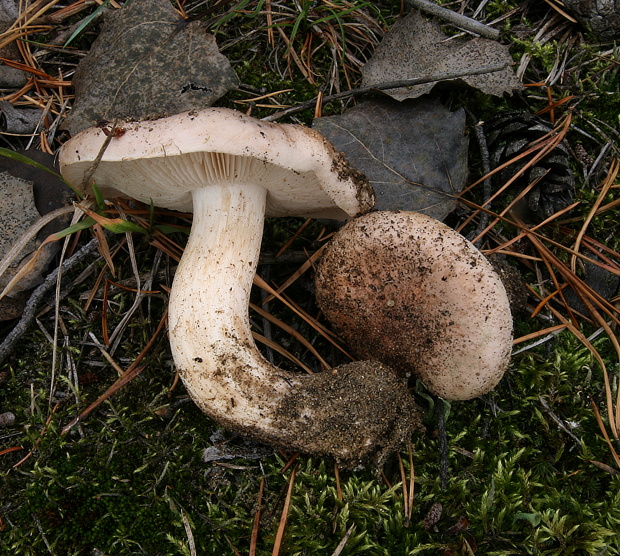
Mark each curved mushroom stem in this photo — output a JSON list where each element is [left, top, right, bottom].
[[168, 184, 419, 465], [169, 183, 290, 410]]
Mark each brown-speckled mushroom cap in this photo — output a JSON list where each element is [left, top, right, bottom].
[[315, 210, 513, 401]]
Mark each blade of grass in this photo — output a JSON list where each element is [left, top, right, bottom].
[[591, 401, 620, 468], [0, 446, 23, 457], [88, 331, 124, 377], [275, 218, 313, 257], [525, 230, 620, 438], [463, 116, 573, 243], [529, 283, 620, 449], [77, 203, 148, 235], [253, 273, 353, 358], [224, 535, 242, 556], [250, 302, 330, 370], [263, 245, 325, 304], [571, 158, 619, 274], [0, 205, 76, 298], [334, 463, 342, 501], [63, 0, 110, 47], [406, 441, 415, 527], [12, 403, 60, 469], [513, 323, 567, 346], [0, 0, 65, 50], [398, 452, 409, 524], [252, 331, 314, 374]]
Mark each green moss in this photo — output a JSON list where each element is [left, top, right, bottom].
[[3, 337, 620, 553]]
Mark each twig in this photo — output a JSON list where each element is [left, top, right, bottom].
[[80, 119, 119, 189], [262, 64, 507, 122], [0, 238, 99, 366], [34, 515, 54, 554], [407, 0, 500, 40], [468, 115, 492, 246], [539, 396, 582, 446], [331, 524, 356, 556]]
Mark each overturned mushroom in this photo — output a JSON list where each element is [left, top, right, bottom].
[[59, 108, 420, 465], [315, 211, 513, 401]]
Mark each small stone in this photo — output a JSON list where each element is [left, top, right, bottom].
[[0, 411, 16, 427]]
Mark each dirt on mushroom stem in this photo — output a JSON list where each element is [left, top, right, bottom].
[[183, 358, 423, 469]]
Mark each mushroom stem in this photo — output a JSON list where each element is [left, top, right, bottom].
[[169, 183, 289, 412], [169, 184, 418, 463]]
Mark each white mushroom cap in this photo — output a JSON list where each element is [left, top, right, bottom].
[[59, 108, 374, 219], [315, 211, 513, 401]]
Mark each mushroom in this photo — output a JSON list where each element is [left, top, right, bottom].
[[59, 108, 420, 465], [315, 211, 513, 401]]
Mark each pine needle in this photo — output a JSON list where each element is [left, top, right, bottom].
[[272, 464, 297, 556], [249, 477, 265, 556]]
